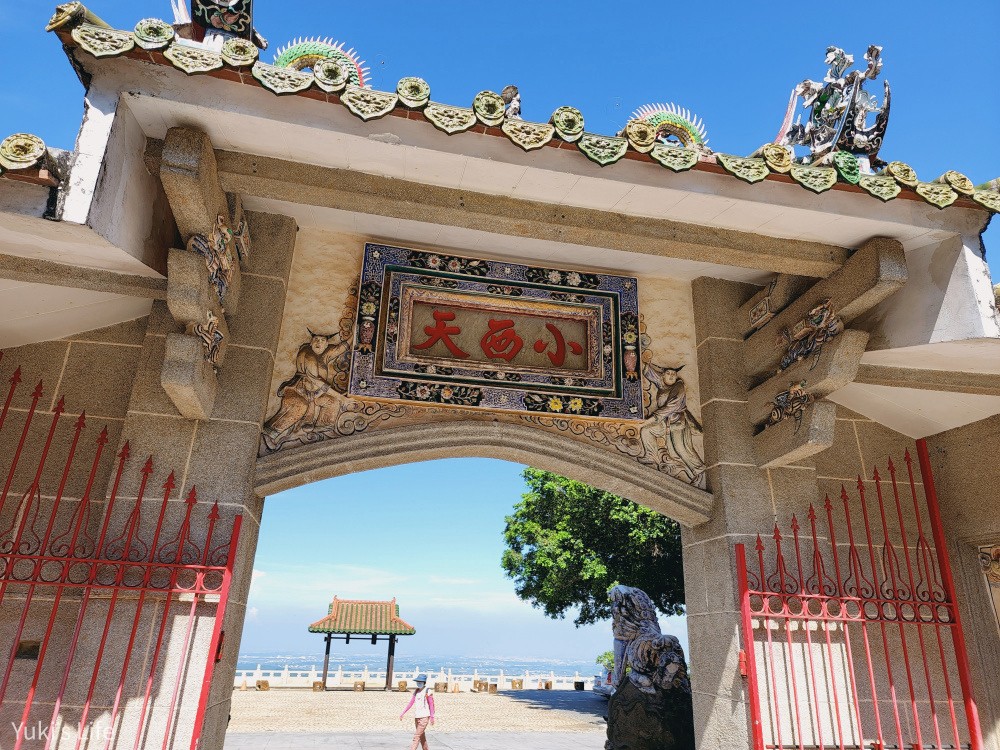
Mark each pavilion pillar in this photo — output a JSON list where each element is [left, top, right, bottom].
[[322, 633, 332, 690], [385, 634, 397, 691]]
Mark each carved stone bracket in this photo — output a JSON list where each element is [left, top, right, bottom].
[[157, 127, 251, 421], [743, 237, 907, 467]]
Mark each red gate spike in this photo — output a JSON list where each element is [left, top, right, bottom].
[[0, 366, 21, 436], [0, 379, 45, 517]]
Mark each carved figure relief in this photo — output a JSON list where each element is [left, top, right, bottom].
[[766, 381, 814, 433], [637, 363, 705, 487], [261, 330, 351, 452], [186, 214, 236, 302], [190, 310, 224, 368], [777, 299, 844, 372]]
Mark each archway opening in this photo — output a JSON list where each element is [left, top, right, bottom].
[[225, 457, 689, 747]]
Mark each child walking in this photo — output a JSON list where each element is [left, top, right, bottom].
[[399, 673, 435, 749]]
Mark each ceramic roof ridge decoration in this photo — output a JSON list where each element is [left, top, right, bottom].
[[272, 36, 369, 88], [777, 44, 890, 172], [45, 4, 1000, 214], [628, 103, 709, 149], [0, 133, 48, 173]]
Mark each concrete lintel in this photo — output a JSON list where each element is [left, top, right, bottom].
[[0, 251, 167, 299], [745, 237, 906, 380], [854, 363, 1000, 396], [754, 400, 838, 468], [255, 419, 715, 526], [748, 330, 870, 426], [142, 143, 851, 279]]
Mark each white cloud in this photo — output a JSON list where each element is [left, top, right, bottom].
[[427, 576, 481, 586]]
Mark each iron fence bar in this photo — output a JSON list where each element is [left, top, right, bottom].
[[915, 439, 984, 750], [75, 454, 154, 750], [0, 364, 19, 437], [873, 470, 924, 749], [809, 506, 846, 750], [102, 470, 176, 750], [46, 441, 130, 750], [161, 495, 217, 750], [737, 542, 766, 750], [856, 477, 907, 750], [757, 536, 786, 750], [132, 486, 199, 750], [14, 426, 107, 750], [190, 513, 241, 750], [889, 457, 944, 750], [791, 514, 827, 750], [0, 377, 39, 517], [824, 496, 869, 750]]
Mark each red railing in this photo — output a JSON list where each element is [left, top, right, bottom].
[[737, 439, 983, 750], [0, 355, 240, 750]]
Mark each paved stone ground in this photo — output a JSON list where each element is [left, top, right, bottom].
[[224, 689, 608, 748]]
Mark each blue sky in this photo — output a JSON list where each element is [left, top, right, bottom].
[[0, 1, 998, 665]]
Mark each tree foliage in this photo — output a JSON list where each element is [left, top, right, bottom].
[[501, 468, 685, 626]]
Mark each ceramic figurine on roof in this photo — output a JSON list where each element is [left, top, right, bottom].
[[777, 45, 890, 170], [501, 85, 522, 120], [172, 0, 267, 49]]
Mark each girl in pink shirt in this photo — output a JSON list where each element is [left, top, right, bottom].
[[400, 673, 435, 749]]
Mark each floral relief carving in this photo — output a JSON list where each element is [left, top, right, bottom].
[[164, 44, 224, 75], [313, 59, 349, 93], [759, 143, 793, 174], [71, 24, 134, 58], [858, 173, 901, 202], [972, 190, 1000, 213], [915, 182, 958, 209], [790, 165, 838, 194], [716, 154, 769, 184], [649, 145, 698, 172], [252, 62, 314, 95], [342, 86, 399, 121], [938, 170, 974, 196], [501, 120, 555, 152], [472, 90, 506, 126], [624, 120, 657, 154], [0, 134, 46, 171], [132, 18, 174, 50], [885, 161, 918, 187], [424, 103, 477, 135], [397, 77, 430, 108], [833, 151, 861, 184], [550, 106, 585, 142], [577, 134, 628, 167], [221, 37, 259, 67]]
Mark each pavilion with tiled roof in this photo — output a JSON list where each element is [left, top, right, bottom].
[[308, 597, 415, 691]]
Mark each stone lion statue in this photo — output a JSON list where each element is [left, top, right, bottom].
[[609, 585, 691, 696]]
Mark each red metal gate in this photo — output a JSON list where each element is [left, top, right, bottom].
[[0, 356, 240, 750], [737, 439, 983, 750]]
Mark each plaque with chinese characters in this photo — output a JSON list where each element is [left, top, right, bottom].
[[349, 243, 644, 420]]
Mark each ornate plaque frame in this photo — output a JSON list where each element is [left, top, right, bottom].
[[349, 243, 644, 420]]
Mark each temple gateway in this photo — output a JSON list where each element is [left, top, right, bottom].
[[0, 2, 998, 748]]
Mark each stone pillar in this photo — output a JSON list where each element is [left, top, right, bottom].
[[686, 277, 823, 750], [114, 209, 295, 748]]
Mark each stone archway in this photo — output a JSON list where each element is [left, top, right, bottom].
[[254, 419, 714, 526]]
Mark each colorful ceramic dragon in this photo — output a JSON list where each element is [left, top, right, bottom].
[[630, 103, 709, 149], [272, 37, 369, 87]]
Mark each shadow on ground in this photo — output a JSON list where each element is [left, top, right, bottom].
[[502, 689, 608, 723]]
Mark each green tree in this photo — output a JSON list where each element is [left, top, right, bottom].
[[501, 468, 685, 626], [595, 650, 615, 673]]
